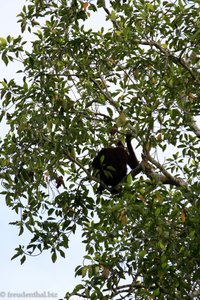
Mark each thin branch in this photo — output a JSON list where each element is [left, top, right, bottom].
[[96, 7, 198, 82], [90, 77, 119, 110], [140, 39, 198, 81], [103, 5, 120, 30], [94, 112, 112, 120], [103, 282, 144, 299]]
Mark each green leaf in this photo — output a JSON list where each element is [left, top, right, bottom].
[[110, 10, 116, 21], [127, 173, 132, 185], [51, 251, 57, 263], [97, 0, 105, 8], [1, 51, 9, 65], [0, 37, 7, 50], [59, 250, 65, 258], [20, 255, 26, 265], [147, 3, 155, 12]]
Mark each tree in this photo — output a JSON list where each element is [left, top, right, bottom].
[[0, 0, 200, 299]]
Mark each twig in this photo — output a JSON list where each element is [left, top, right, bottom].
[[90, 77, 119, 110], [140, 39, 198, 81], [103, 5, 120, 30]]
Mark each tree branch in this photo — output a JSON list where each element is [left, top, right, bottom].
[[140, 39, 198, 81], [90, 77, 119, 110], [142, 153, 188, 187], [103, 5, 120, 30]]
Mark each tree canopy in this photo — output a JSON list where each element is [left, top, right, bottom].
[[0, 0, 200, 299]]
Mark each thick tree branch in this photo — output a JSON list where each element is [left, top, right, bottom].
[[142, 153, 188, 187], [126, 127, 188, 188]]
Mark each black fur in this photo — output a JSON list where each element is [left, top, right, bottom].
[[92, 133, 139, 193]]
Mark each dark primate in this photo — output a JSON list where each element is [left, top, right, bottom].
[[92, 133, 139, 193]]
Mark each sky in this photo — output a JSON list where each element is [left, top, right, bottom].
[[0, 2, 97, 300]]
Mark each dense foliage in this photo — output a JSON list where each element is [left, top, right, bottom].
[[0, 0, 200, 299]]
